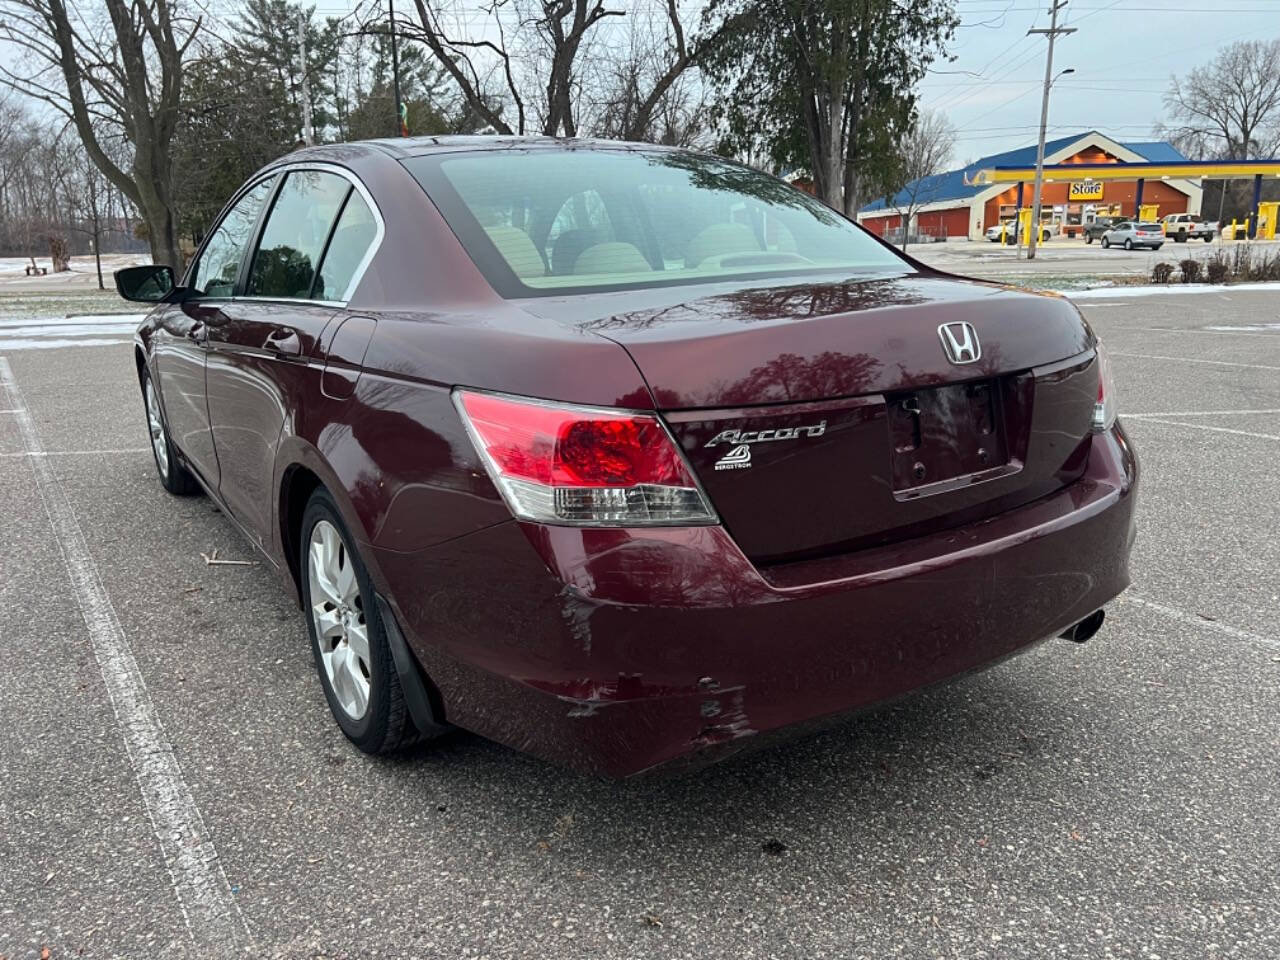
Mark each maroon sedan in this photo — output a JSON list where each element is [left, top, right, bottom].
[[116, 137, 1137, 777]]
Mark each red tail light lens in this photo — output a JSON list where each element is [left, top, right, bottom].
[[453, 390, 716, 525]]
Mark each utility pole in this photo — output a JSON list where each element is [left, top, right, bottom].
[[1026, 0, 1076, 260], [389, 0, 405, 136], [298, 9, 314, 146]]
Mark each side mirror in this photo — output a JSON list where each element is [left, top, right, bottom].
[[115, 264, 176, 303]]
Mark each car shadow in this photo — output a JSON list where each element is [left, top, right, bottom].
[[371, 658, 1081, 867]]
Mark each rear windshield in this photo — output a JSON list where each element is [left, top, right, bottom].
[[402, 148, 907, 298], [1137, 222, 1162, 229]]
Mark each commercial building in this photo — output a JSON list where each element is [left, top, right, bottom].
[[857, 131, 1198, 241]]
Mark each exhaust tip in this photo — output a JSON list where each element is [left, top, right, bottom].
[[1059, 609, 1105, 644]]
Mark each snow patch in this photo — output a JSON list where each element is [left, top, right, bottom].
[[1063, 282, 1280, 300]]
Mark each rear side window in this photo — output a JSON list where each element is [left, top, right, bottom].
[[248, 171, 350, 299], [403, 148, 907, 298], [314, 191, 378, 301], [191, 178, 275, 298]]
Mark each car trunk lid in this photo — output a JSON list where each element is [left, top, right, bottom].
[[526, 273, 1099, 564]]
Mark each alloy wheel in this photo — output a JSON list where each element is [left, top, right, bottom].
[[145, 379, 169, 479], [307, 519, 371, 720]]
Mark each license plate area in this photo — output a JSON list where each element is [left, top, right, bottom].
[[885, 379, 1013, 500]]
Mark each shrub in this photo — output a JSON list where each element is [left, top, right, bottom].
[[1231, 242, 1251, 278], [1179, 259, 1201, 283], [1151, 262, 1174, 284], [1205, 252, 1229, 285], [1246, 247, 1280, 281]]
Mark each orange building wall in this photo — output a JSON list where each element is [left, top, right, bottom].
[[978, 146, 1191, 229], [981, 180, 1189, 229], [862, 145, 1194, 237]]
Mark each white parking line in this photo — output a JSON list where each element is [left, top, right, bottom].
[[1124, 596, 1280, 653], [1137, 328, 1280, 339], [0, 447, 150, 459], [1110, 352, 1280, 372], [1126, 409, 1280, 418], [1124, 417, 1280, 442], [0, 357, 251, 950]]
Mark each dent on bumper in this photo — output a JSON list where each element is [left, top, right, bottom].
[[377, 425, 1138, 777]]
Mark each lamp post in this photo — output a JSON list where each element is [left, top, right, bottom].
[[1026, 0, 1076, 260]]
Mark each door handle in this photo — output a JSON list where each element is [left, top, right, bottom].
[[264, 327, 302, 358], [186, 321, 208, 344]]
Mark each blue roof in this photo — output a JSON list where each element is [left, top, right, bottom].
[[1115, 140, 1186, 163], [859, 132, 1187, 213]]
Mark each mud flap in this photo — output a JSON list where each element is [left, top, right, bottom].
[[375, 594, 451, 738]]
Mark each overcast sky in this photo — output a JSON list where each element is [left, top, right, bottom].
[[10, 0, 1278, 166], [927, 0, 1280, 164]]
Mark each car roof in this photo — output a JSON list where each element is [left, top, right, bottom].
[[277, 134, 690, 164]]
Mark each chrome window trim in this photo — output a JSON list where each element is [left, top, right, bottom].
[[187, 160, 385, 307], [229, 295, 347, 309], [252, 161, 386, 305]]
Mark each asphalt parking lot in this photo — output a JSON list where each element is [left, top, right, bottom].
[[910, 236, 1280, 286], [1, 287, 1278, 958]]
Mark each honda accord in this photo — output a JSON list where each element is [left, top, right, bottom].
[[116, 137, 1137, 777]]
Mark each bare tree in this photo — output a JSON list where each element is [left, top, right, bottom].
[[884, 108, 955, 250], [396, 0, 714, 140], [592, 0, 720, 143], [1164, 39, 1280, 160], [0, 0, 203, 267]]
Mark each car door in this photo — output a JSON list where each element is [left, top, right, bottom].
[[152, 177, 276, 488], [204, 167, 380, 551]]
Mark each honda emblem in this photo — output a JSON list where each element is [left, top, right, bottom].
[[938, 322, 981, 365]]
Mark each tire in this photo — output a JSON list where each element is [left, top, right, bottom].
[[1124, 239, 1133, 250], [1085, 234, 1093, 244], [1153, 243, 1163, 250], [300, 487, 420, 754], [1177, 230, 1187, 243], [142, 368, 200, 495], [1204, 234, 1213, 243], [1101, 237, 1110, 248]]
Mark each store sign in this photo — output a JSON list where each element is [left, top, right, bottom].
[[1069, 180, 1104, 200]]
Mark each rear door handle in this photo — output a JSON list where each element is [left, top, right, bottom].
[[264, 327, 302, 358]]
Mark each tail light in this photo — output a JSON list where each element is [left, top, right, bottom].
[[1092, 342, 1117, 432], [453, 390, 717, 526]]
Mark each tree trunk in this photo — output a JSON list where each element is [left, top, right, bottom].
[[823, 94, 844, 210]]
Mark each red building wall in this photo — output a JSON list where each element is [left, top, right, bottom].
[[860, 207, 969, 238], [860, 214, 901, 237]]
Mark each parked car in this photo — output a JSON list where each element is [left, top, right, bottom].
[[984, 221, 1053, 243], [1100, 221, 1165, 250], [115, 138, 1137, 777], [1083, 216, 1126, 243], [1161, 213, 1217, 242]]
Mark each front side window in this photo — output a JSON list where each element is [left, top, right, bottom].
[[403, 149, 907, 298], [191, 178, 275, 298], [248, 170, 351, 299]]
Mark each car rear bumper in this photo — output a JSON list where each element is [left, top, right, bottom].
[[376, 424, 1138, 778]]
